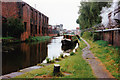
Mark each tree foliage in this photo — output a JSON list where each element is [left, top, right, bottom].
[[77, 2, 109, 30], [2, 18, 24, 38]]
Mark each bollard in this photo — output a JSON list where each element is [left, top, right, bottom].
[[53, 64, 60, 74]]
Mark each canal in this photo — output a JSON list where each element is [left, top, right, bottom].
[[2, 36, 65, 75]]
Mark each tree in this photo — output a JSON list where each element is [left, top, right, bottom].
[[2, 18, 24, 38], [77, 2, 109, 30]]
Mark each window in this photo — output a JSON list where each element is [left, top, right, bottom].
[[35, 25, 37, 34], [24, 22, 27, 31], [35, 11, 37, 23], [39, 26, 40, 34], [30, 24, 33, 35], [30, 8, 33, 19]]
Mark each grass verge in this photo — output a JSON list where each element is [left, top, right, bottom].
[[15, 40, 95, 78], [25, 36, 52, 42], [87, 40, 120, 79], [0, 37, 14, 39]]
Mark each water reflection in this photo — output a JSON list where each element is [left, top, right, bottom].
[[2, 36, 77, 75], [43, 36, 63, 62], [2, 41, 48, 75]]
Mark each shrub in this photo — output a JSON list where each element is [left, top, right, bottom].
[[70, 52, 75, 56], [82, 31, 93, 40], [93, 33, 102, 41], [64, 55, 68, 57], [3, 18, 24, 38], [55, 57, 61, 61], [50, 57, 55, 63], [60, 54, 64, 58], [46, 58, 50, 63], [2, 22, 8, 37], [50, 60, 55, 63]]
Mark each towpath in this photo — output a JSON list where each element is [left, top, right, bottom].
[[81, 38, 115, 79]]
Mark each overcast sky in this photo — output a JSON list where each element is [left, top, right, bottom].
[[22, 0, 81, 30]]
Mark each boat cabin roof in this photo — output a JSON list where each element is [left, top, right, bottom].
[[63, 34, 74, 40]]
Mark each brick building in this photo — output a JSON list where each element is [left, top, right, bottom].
[[2, 1, 49, 41]]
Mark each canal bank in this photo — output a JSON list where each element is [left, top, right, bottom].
[[10, 39, 96, 78], [13, 38, 118, 79], [2, 36, 53, 75], [0, 36, 77, 78]]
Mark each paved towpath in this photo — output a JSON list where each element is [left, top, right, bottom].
[[81, 38, 116, 79]]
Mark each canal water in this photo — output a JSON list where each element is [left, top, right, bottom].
[[2, 36, 64, 75]]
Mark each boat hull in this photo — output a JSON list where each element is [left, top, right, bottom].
[[61, 39, 73, 46]]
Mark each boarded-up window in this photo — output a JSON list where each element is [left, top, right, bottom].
[[35, 25, 37, 34], [24, 22, 27, 31], [30, 24, 33, 35], [39, 26, 40, 34]]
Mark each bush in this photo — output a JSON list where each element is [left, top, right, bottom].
[[46, 57, 50, 63], [82, 31, 93, 40], [55, 57, 61, 61], [70, 52, 75, 56], [50, 59, 55, 63], [50, 57, 55, 63], [2, 18, 24, 38], [93, 33, 102, 41], [2, 22, 8, 37], [64, 55, 68, 57], [60, 54, 64, 58]]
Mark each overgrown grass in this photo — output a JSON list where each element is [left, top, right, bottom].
[[82, 31, 93, 40], [25, 36, 51, 42], [87, 40, 120, 79], [15, 39, 95, 78], [95, 40, 109, 46], [0, 37, 14, 39]]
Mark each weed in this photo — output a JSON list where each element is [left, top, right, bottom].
[[64, 55, 68, 57], [60, 54, 64, 58], [50, 57, 55, 63], [95, 40, 108, 46], [37, 64, 45, 67], [46, 58, 50, 63], [55, 57, 61, 61], [70, 52, 75, 56]]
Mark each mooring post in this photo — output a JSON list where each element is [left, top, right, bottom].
[[53, 64, 60, 74]]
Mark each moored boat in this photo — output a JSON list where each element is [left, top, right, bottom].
[[61, 34, 78, 52], [61, 34, 74, 46]]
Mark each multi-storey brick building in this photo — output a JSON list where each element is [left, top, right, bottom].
[[2, 1, 49, 41]]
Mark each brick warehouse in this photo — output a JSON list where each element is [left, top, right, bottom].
[[2, 1, 49, 41]]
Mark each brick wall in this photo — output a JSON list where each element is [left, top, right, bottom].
[[99, 30, 120, 46], [2, 2, 49, 41], [2, 2, 19, 18]]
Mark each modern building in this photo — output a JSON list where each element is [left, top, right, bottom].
[[48, 24, 63, 36], [2, 1, 49, 41]]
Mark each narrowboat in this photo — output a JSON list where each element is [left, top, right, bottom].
[[61, 34, 74, 45], [61, 34, 78, 52]]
